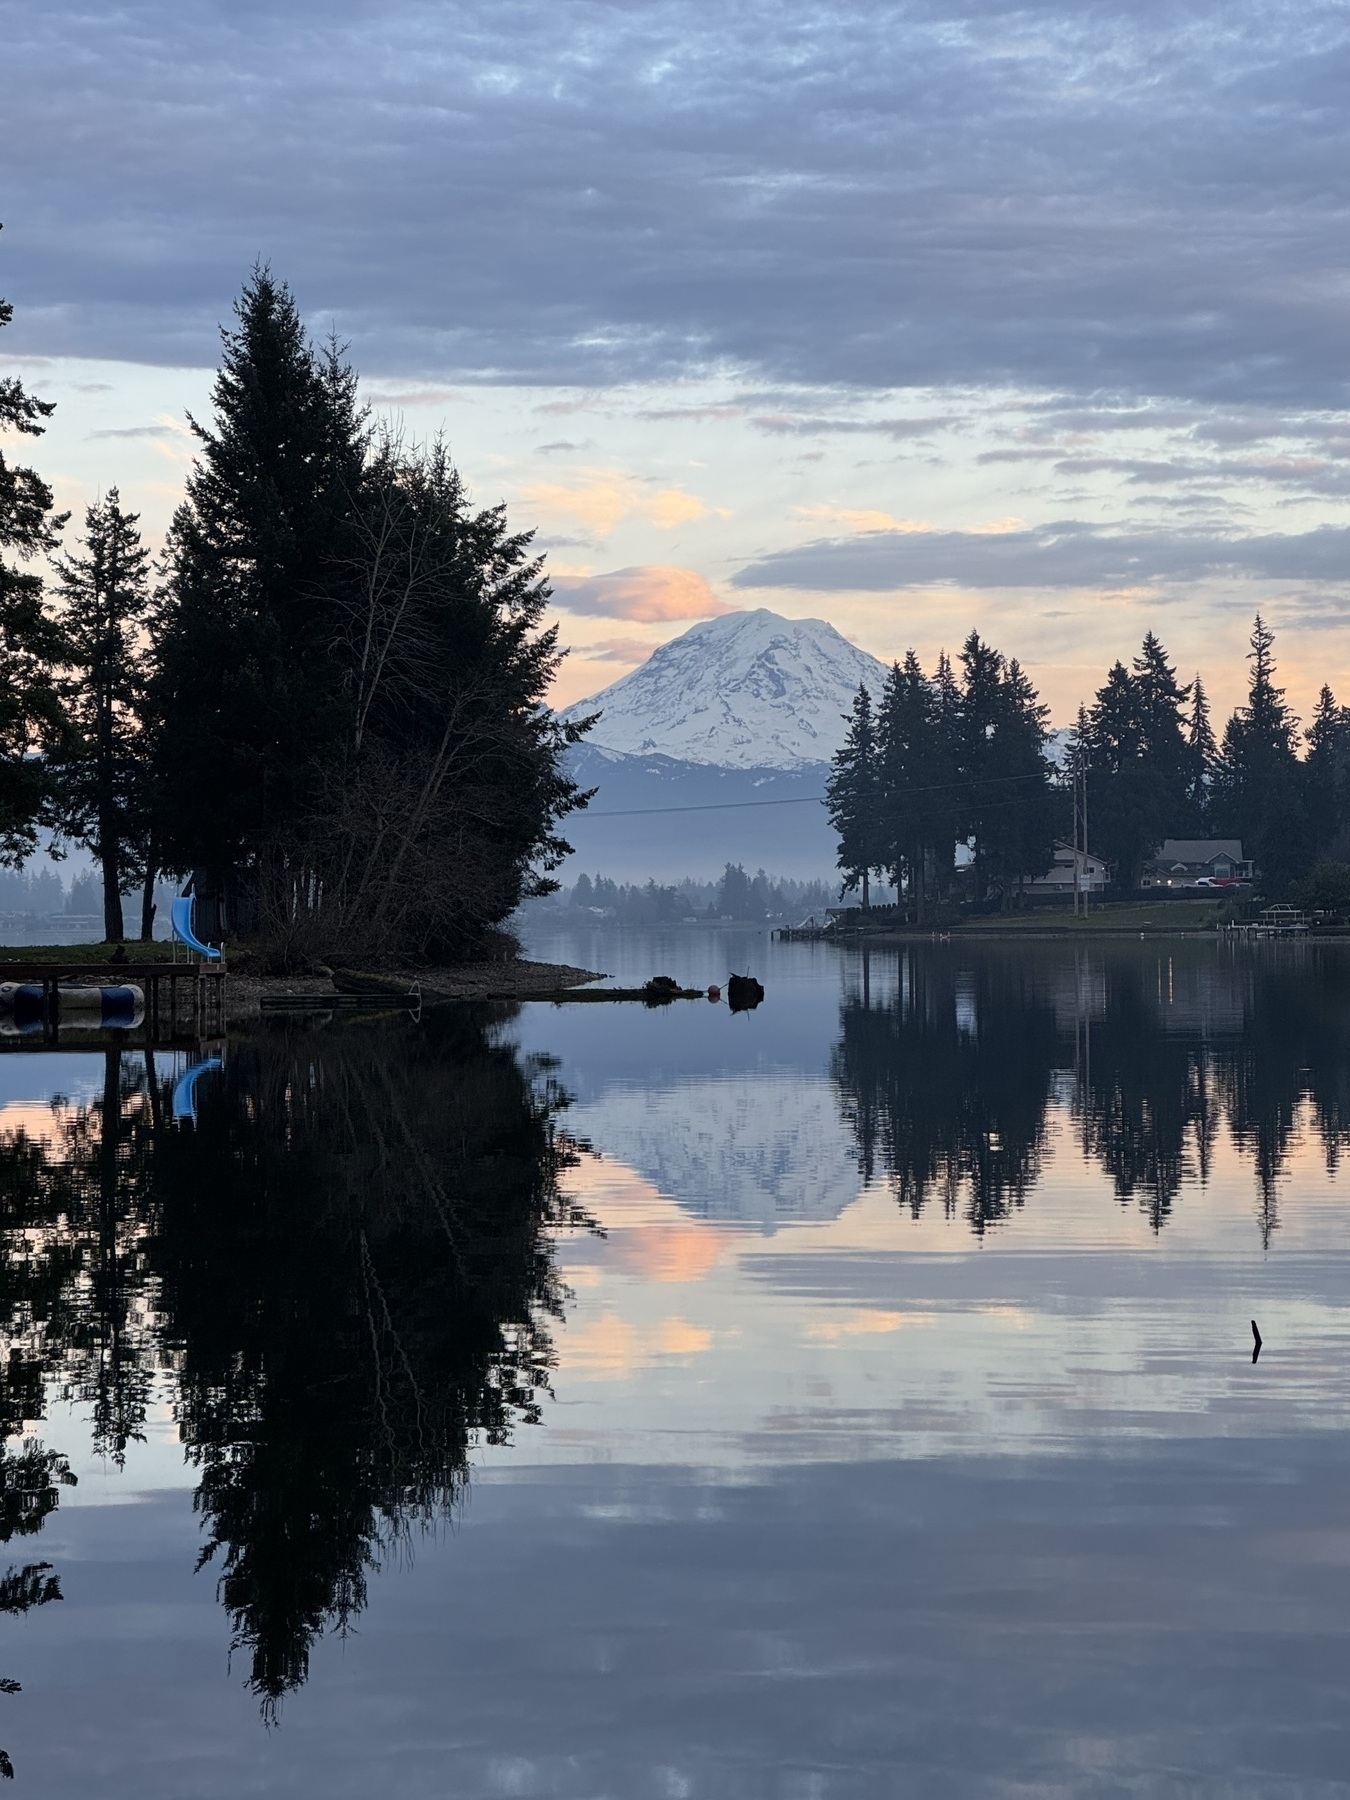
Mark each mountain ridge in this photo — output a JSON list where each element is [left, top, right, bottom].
[[560, 608, 887, 771]]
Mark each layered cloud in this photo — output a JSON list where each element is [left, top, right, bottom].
[[524, 471, 705, 538], [733, 522, 1350, 593], [7, 0, 1350, 404], [552, 566, 729, 622]]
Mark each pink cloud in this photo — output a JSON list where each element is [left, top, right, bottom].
[[552, 564, 731, 623], [584, 636, 657, 663]]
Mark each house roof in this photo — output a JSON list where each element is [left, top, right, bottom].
[[1152, 838, 1243, 864]]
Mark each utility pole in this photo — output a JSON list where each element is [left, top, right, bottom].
[[1071, 760, 1090, 916]]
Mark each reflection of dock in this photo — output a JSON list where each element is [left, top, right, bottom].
[[0, 961, 227, 1045]]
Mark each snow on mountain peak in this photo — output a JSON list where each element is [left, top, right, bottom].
[[560, 608, 888, 770]]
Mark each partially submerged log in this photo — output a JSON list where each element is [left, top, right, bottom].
[[527, 979, 707, 1006]]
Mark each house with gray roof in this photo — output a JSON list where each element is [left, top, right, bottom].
[[1142, 839, 1254, 887]]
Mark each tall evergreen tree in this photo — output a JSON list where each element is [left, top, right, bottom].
[[0, 299, 69, 862], [1303, 683, 1350, 857], [50, 491, 153, 942], [1079, 635, 1192, 888], [993, 658, 1058, 901], [826, 683, 882, 904], [876, 652, 941, 919], [150, 273, 587, 961], [929, 650, 964, 900], [1132, 632, 1191, 796], [956, 633, 1054, 904], [1212, 615, 1307, 887], [149, 268, 365, 898], [1184, 673, 1217, 826], [1081, 660, 1160, 888], [955, 630, 1005, 902]]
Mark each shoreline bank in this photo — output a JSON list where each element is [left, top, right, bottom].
[[0, 948, 607, 1025]]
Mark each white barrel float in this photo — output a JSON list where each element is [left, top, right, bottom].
[[0, 981, 145, 1031]]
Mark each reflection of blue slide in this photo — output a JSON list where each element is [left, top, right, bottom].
[[172, 1055, 223, 1125], [172, 895, 222, 960]]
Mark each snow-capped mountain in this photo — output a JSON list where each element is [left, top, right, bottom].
[[560, 608, 888, 771], [1044, 725, 1076, 771]]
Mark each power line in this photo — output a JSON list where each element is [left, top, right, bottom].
[[583, 767, 1055, 820]]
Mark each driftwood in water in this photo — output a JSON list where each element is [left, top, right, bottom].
[[530, 979, 706, 1006]]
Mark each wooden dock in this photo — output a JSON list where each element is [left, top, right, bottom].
[[0, 960, 227, 1041]]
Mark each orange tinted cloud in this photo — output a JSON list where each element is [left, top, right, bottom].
[[552, 564, 730, 622], [524, 469, 705, 537], [795, 504, 931, 533]]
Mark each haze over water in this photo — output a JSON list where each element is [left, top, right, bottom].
[[4, 929, 1350, 1794]]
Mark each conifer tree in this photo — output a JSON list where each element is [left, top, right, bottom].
[[150, 268, 365, 895], [50, 491, 152, 942], [0, 300, 69, 862], [1212, 615, 1307, 886], [1079, 634, 1194, 888], [1081, 660, 1158, 888], [826, 683, 881, 904], [956, 632, 1054, 904], [955, 630, 1005, 901], [876, 652, 940, 918], [998, 657, 1058, 902], [718, 862, 753, 918], [150, 271, 587, 961], [1132, 632, 1191, 805], [1303, 684, 1350, 856], [928, 650, 963, 905], [1184, 674, 1217, 826]]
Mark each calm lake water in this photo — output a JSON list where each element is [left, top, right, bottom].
[[4, 928, 1350, 1795]]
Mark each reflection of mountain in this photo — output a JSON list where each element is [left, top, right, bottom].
[[571, 1075, 864, 1228], [832, 944, 1350, 1242], [0, 1014, 584, 1713]]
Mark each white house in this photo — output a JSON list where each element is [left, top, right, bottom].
[[1028, 842, 1111, 895]]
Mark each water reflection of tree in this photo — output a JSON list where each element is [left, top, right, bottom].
[[1067, 961, 1218, 1233], [833, 946, 1350, 1243], [0, 1009, 584, 1713], [832, 956, 1060, 1233]]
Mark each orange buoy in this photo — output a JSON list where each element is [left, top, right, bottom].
[[707, 984, 721, 1002]]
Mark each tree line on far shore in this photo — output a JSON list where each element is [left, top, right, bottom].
[[0, 274, 588, 963], [538, 866, 836, 925], [827, 618, 1350, 914]]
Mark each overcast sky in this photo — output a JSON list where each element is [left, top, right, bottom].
[[6, 0, 1350, 718]]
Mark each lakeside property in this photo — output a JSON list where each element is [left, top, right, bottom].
[[775, 896, 1344, 940]]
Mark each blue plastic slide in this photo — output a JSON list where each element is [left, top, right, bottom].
[[172, 1055, 224, 1125], [171, 895, 223, 960]]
